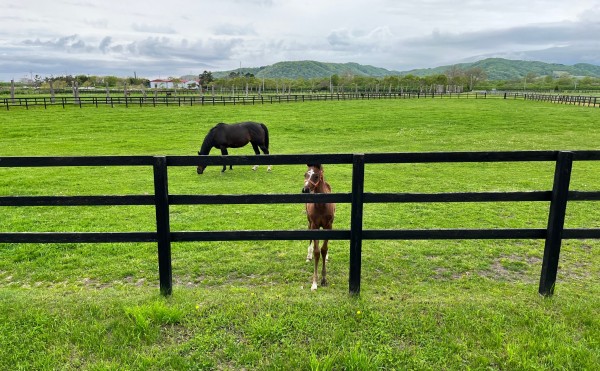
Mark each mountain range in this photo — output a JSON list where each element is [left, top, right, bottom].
[[209, 58, 600, 81]]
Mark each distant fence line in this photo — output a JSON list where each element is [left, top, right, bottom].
[[1, 151, 600, 297], [3, 92, 600, 110], [2, 92, 495, 110], [523, 93, 600, 107]]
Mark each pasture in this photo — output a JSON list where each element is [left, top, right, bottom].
[[1, 99, 599, 369]]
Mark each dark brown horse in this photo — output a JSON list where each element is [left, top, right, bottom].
[[197, 121, 271, 174], [302, 164, 335, 291]]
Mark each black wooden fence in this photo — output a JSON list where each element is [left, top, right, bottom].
[[2, 92, 493, 110], [1, 151, 600, 297], [523, 93, 600, 107], [5, 92, 600, 110]]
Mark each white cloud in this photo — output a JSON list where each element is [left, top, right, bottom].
[[1, 0, 599, 80], [132, 23, 177, 34]]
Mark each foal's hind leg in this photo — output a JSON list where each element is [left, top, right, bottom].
[[320, 239, 329, 286]]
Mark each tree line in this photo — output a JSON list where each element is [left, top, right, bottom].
[[3, 66, 600, 94]]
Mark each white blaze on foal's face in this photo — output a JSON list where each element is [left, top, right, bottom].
[[305, 168, 315, 188]]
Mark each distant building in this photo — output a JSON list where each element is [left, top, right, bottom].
[[149, 79, 199, 89], [149, 79, 174, 89]]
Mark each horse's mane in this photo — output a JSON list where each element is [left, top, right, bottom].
[[199, 124, 223, 155]]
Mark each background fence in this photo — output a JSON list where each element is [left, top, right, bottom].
[[1, 151, 600, 297], [523, 93, 600, 107], [2, 92, 496, 110], [4, 91, 600, 110]]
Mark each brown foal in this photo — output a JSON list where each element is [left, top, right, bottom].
[[302, 164, 335, 291]]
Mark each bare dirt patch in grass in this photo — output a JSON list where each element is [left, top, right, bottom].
[[478, 254, 541, 283]]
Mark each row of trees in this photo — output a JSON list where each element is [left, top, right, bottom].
[[197, 67, 485, 93], [195, 67, 599, 94], [4, 74, 151, 90], [3, 67, 600, 94], [484, 73, 600, 91]]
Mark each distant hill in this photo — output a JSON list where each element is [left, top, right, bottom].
[[198, 58, 600, 81], [211, 61, 401, 79], [403, 58, 600, 80]]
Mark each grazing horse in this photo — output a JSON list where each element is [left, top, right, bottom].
[[302, 164, 335, 291], [196, 121, 271, 174]]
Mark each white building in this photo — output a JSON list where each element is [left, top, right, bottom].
[[149, 79, 199, 89]]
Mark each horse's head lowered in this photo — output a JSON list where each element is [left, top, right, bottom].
[[196, 150, 207, 174], [302, 164, 324, 193]]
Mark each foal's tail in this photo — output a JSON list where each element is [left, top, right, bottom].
[[260, 123, 270, 151]]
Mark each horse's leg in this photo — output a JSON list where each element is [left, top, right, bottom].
[[311, 237, 320, 291], [220, 148, 229, 172], [317, 219, 332, 284], [306, 240, 314, 262], [258, 144, 272, 171], [251, 143, 260, 171], [320, 239, 328, 286], [306, 207, 313, 261]]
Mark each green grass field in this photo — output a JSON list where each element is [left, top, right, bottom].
[[1, 99, 599, 369]]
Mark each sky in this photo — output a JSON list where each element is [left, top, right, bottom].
[[1, 0, 600, 82]]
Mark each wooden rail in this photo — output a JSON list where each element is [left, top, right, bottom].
[[523, 93, 600, 107], [2, 151, 600, 297], [1, 92, 493, 110]]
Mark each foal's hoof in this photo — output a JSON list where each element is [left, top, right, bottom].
[[267, 166, 272, 172], [252, 165, 259, 171], [311, 283, 318, 291], [321, 278, 328, 286]]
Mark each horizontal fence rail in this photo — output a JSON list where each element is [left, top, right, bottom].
[[524, 93, 600, 107], [2, 92, 496, 110], [2, 151, 600, 296], [3, 92, 600, 110]]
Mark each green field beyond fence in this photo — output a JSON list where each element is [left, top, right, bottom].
[[1, 99, 599, 369]]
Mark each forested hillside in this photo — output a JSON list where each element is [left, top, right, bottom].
[[404, 58, 600, 80], [211, 58, 600, 81], [212, 61, 400, 79]]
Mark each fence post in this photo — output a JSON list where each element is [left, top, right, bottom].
[[153, 156, 173, 296], [349, 154, 365, 295], [539, 151, 573, 296]]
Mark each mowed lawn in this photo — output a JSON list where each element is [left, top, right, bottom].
[[1, 98, 599, 370]]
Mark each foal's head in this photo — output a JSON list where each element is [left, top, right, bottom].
[[302, 164, 324, 193]]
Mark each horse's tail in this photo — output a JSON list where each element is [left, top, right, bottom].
[[260, 123, 270, 151]]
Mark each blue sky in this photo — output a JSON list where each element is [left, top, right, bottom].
[[1, 0, 599, 81]]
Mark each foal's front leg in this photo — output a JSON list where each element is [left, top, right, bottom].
[[306, 240, 314, 262], [311, 239, 320, 291]]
